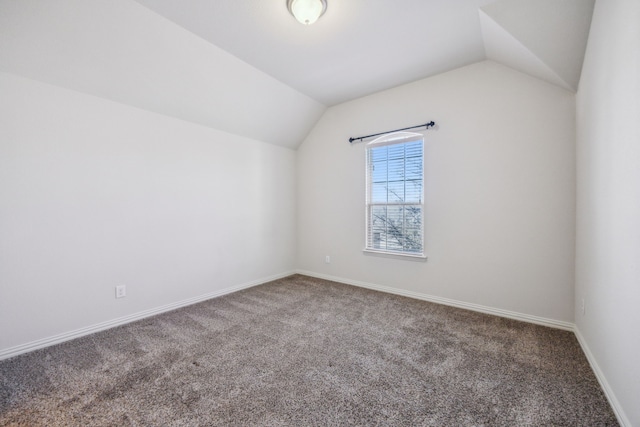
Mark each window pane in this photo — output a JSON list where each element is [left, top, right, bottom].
[[370, 146, 387, 162], [371, 182, 388, 203], [387, 180, 405, 203], [405, 140, 422, 156], [405, 156, 422, 180], [384, 205, 404, 251], [370, 205, 387, 249], [387, 158, 404, 182], [405, 179, 422, 203], [371, 160, 387, 183], [387, 144, 404, 160], [403, 205, 422, 252]]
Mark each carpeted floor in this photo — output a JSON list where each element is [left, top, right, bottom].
[[0, 275, 618, 426]]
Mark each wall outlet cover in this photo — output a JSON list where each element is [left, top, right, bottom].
[[115, 285, 126, 299]]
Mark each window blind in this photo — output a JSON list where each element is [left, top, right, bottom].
[[366, 134, 424, 256]]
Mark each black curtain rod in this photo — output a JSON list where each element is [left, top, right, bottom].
[[349, 121, 435, 143]]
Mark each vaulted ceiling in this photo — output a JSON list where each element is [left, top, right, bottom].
[[0, 0, 595, 148]]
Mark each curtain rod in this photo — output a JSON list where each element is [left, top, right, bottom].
[[349, 121, 435, 143]]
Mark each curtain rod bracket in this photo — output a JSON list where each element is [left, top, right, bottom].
[[349, 121, 435, 143]]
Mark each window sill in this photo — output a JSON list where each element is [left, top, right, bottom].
[[362, 249, 428, 262]]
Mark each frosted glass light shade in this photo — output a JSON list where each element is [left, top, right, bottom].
[[287, 0, 327, 25]]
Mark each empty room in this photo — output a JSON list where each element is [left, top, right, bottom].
[[1, 0, 638, 425]]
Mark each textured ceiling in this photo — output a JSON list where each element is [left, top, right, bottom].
[[0, 0, 595, 148]]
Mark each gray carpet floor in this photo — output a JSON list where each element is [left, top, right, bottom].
[[0, 275, 618, 426]]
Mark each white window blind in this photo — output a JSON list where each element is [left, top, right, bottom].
[[365, 132, 424, 257]]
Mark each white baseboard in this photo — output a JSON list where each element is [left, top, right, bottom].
[[296, 270, 574, 331], [0, 271, 295, 361], [574, 328, 630, 427], [3, 270, 627, 426]]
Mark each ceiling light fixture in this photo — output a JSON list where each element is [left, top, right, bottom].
[[287, 0, 327, 25]]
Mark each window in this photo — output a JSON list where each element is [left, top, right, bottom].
[[365, 132, 425, 257]]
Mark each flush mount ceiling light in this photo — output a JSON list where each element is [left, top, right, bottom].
[[287, 0, 327, 25]]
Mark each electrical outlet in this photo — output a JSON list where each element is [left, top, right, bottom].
[[325, 255, 330, 264], [115, 285, 126, 299]]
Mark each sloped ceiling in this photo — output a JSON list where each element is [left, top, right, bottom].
[[480, 0, 595, 91], [133, 0, 494, 107], [0, 0, 594, 149], [0, 0, 325, 149]]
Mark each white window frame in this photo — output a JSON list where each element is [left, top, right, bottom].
[[364, 131, 426, 259]]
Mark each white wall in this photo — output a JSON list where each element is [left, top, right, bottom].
[[0, 72, 296, 355], [297, 61, 576, 323], [575, 0, 640, 425], [0, 0, 325, 149]]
